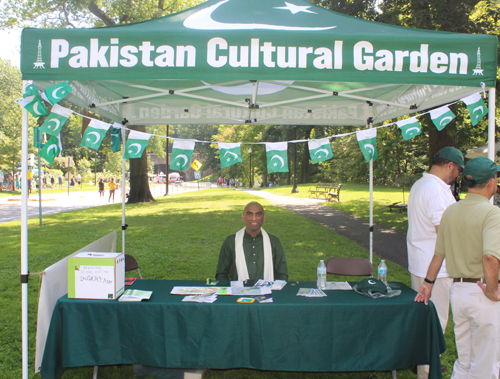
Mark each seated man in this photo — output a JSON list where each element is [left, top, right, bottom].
[[216, 201, 288, 282]]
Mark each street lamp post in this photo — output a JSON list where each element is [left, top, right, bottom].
[[248, 148, 252, 188], [292, 126, 299, 193]]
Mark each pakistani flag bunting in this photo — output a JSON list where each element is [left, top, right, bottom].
[[356, 129, 378, 162], [42, 82, 73, 105], [80, 119, 111, 150], [308, 138, 333, 164], [40, 134, 62, 165], [170, 140, 196, 171], [219, 143, 243, 168], [462, 93, 488, 126], [39, 104, 72, 137], [430, 106, 456, 131], [396, 117, 422, 141], [266, 142, 288, 173], [111, 123, 123, 153], [23, 83, 38, 98], [124, 130, 151, 159], [18, 95, 49, 118]]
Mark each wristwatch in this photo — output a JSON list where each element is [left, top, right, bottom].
[[424, 278, 435, 284]]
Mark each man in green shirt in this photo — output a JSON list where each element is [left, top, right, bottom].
[[216, 201, 288, 282], [415, 156, 500, 379]]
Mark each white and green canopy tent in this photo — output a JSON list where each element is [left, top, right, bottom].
[[19, 0, 497, 377]]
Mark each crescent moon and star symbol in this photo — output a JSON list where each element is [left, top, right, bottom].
[[183, 0, 336, 31], [365, 144, 375, 156], [128, 143, 143, 156], [314, 148, 330, 158], [404, 127, 421, 137], [175, 154, 189, 167], [223, 150, 239, 162], [270, 154, 285, 168], [46, 144, 58, 155], [202, 81, 293, 95], [368, 279, 376, 285], [51, 87, 67, 101], [47, 119, 61, 132], [439, 116, 453, 126], [86, 131, 102, 145], [472, 105, 484, 119], [33, 101, 44, 116]]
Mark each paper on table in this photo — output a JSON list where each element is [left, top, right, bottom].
[[254, 279, 287, 290], [230, 286, 272, 296], [171, 287, 230, 295], [182, 294, 218, 303], [324, 281, 352, 290], [118, 289, 152, 302]]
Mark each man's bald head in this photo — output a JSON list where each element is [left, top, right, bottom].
[[243, 201, 264, 213], [242, 202, 266, 237]]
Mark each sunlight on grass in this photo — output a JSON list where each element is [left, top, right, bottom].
[[0, 188, 456, 379]]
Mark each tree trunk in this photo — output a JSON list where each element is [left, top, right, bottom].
[[428, 124, 457, 168], [301, 127, 313, 183], [127, 125, 155, 203]]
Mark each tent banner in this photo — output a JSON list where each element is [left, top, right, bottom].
[[462, 93, 488, 126], [41, 81, 72, 105], [40, 134, 62, 165], [396, 117, 422, 141], [20, 0, 498, 88], [124, 130, 151, 159], [80, 119, 111, 150], [266, 142, 288, 173], [430, 106, 456, 131], [219, 142, 242, 169], [170, 140, 196, 171], [39, 104, 72, 137], [111, 123, 123, 153], [308, 138, 333, 164], [356, 129, 378, 162]]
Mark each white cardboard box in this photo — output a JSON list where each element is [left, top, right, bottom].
[[68, 252, 125, 299]]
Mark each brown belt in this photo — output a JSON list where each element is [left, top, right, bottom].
[[453, 278, 484, 283]]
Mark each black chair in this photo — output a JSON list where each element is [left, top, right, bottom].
[[125, 254, 143, 279], [325, 257, 373, 277]]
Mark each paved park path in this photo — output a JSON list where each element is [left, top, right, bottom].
[[239, 189, 408, 268]]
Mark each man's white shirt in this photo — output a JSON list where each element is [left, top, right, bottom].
[[407, 173, 456, 278]]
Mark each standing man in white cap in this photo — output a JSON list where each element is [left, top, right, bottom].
[[416, 156, 500, 379], [407, 146, 464, 377]]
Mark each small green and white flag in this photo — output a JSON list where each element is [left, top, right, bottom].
[[39, 104, 72, 137], [124, 130, 151, 159], [111, 123, 123, 153], [308, 138, 333, 164], [80, 119, 111, 150], [33, 127, 46, 149], [396, 117, 422, 141], [430, 106, 456, 131], [17, 95, 49, 118], [40, 134, 62, 165], [42, 82, 73, 105], [266, 142, 288, 174], [462, 93, 488, 126], [219, 143, 243, 168], [170, 140, 196, 171], [356, 129, 378, 162], [23, 83, 38, 98]]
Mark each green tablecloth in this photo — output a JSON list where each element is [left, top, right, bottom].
[[40, 280, 445, 379]]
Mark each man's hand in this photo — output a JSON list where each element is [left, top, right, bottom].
[[414, 281, 433, 305], [478, 281, 500, 302]]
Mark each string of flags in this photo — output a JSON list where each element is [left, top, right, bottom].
[[17, 81, 489, 173]]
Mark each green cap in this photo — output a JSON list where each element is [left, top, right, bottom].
[[355, 278, 387, 295], [437, 146, 464, 169], [463, 156, 500, 185]]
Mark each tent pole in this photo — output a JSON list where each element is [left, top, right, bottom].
[[488, 88, 496, 204], [21, 87, 29, 379], [122, 125, 127, 254], [367, 102, 374, 264]]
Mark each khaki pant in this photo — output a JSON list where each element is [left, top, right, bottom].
[[450, 282, 500, 379], [412, 274, 453, 379]]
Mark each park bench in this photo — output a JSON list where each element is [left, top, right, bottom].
[[308, 183, 342, 202]]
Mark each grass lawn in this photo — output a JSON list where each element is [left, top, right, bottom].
[[0, 188, 456, 379], [255, 183, 410, 233]]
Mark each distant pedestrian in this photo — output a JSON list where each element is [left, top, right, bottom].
[[98, 179, 105, 200], [51, 176, 55, 188], [0, 172, 3, 190], [58, 176, 63, 188], [108, 178, 116, 203], [76, 174, 82, 188]]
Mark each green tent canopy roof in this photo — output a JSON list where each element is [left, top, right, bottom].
[[20, 0, 497, 125]]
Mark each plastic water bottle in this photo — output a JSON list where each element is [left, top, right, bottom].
[[317, 260, 326, 289], [377, 260, 388, 286]]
